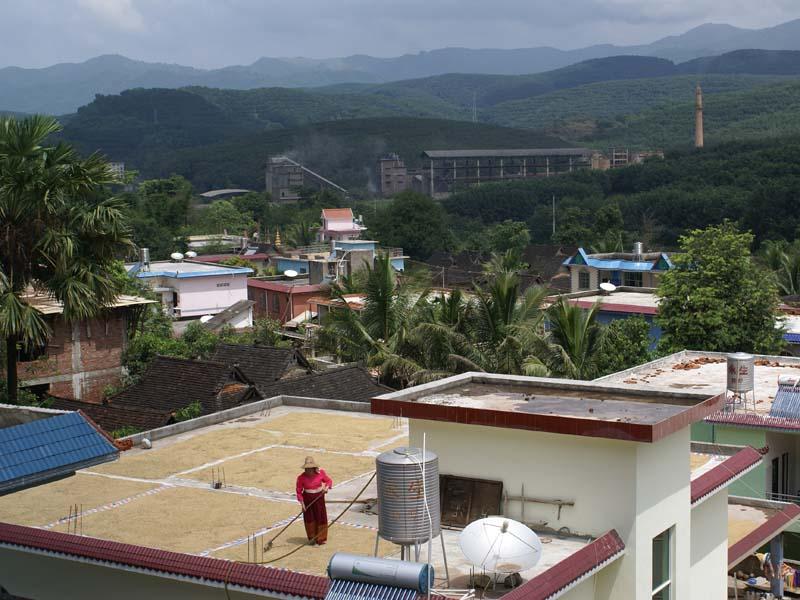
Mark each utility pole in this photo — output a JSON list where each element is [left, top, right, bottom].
[[552, 195, 556, 236], [472, 91, 477, 123]]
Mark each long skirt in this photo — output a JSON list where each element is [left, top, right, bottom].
[[302, 490, 328, 544]]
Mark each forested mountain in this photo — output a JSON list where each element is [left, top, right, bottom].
[[678, 50, 800, 75], [4, 19, 800, 114]]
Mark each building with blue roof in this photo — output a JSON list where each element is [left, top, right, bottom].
[[561, 244, 673, 293], [125, 259, 253, 326], [0, 408, 118, 495]]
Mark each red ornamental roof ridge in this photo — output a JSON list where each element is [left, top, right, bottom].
[[691, 446, 763, 506], [501, 529, 625, 600], [706, 411, 800, 431], [0, 522, 329, 598]]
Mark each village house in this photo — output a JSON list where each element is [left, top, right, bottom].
[[561, 244, 673, 293], [3, 293, 153, 403]]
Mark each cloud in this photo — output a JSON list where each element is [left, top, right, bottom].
[[77, 0, 145, 32]]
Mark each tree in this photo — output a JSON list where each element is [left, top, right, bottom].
[[371, 191, 453, 259], [761, 240, 800, 296], [0, 115, 130, 402], [657, 222, 784, 354], [595, 316, 653, 377], [487, 220, 530, 254], [540, 298, 604, 379], [201, 200, 255, 235]]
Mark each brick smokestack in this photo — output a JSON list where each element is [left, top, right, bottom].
[[695, 84, 704, 149]]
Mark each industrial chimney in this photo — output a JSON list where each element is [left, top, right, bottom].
[[695, 85, 704, 149]]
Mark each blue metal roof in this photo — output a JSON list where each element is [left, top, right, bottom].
[[127, 263, 253, 279], [785, 333, 800, 344], [769, 384, 800, 419], [0, 412, 118, 495], [563, 248, 673, 272]]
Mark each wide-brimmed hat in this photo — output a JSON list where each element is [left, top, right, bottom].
[[302, 456, 319, 469]]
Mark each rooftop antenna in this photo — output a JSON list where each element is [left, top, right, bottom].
[[600, 282, 617, 295]]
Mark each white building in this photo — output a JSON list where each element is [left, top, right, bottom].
[[317, 208, 366, 242], [126, 259, 253, 327], [372, 373, 800, 599]]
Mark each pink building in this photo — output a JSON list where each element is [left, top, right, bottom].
[[317, 208, 366, 242]]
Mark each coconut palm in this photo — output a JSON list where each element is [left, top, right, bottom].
[[0, 115, 130, 402], [762, 240, 800, 296], [540, 297, 604, 379]]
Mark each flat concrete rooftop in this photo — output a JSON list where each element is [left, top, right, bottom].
[[567, 291, 659, 314], [0, 404, 592, 590], [373, 372, 723, 443], [596, 351, 800, 417]]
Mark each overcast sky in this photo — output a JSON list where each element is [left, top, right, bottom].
[[2, 0, 800, 68]]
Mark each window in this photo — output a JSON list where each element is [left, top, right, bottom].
[[652, 528, 673, 599], [271, 293, 280, 312], [624, 271, 644, 287], [578, 271, 590, 290]]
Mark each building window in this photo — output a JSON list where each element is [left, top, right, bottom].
[[271, 293, 280, 312], [578, 271, 590, 290], [652, 528, 673, 599], [624, 271, 643, 287]]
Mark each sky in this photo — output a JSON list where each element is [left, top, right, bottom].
[[2, 0, 800, 69]]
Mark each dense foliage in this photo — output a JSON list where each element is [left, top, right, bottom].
[[369, 192, 454, 259], [656, 223, 784, 354]]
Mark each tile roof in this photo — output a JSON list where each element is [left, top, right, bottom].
[[690, 447, 763, 506], [705, 411, 800, 432], [0, 522, 329, 599], [211, 344, 313, 390], [0, 412, 118, 495], [501, 530, 625, 600], [46, 397, 173, 434], [322, 208, 354, 220], [728, 502, 800, 568], [258, 366, 392, 402], [111, 356, 258, 416]]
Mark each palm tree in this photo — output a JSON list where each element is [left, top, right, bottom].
[[762, 240, 800, 296], [286, 220, 317, 247], [0, 116, 130, 402], [540, 298, 604, 379]]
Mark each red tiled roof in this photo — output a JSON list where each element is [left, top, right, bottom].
[[0, 522, 329, 598], [705, 411, 800, 431], [501, 530, 625, 600], [691, 447, 763, 506], [322, 208, 353, 220], [247, 279, 328, 293], [728, 503, 800, 568]]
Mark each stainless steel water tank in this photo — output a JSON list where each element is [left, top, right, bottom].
[[727, 352, 755, 393], [632, 241, 644, 259], [376, 447, 441, 545]]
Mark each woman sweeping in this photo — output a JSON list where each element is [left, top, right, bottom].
[[296, 456, 333, 545]]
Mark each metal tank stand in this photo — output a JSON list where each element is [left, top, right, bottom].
[[372, 533, 450, 588]]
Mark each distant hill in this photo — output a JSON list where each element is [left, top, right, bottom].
[[61, 115, 570, 192], [678, 50, 800, 75], [4, 19, 800, 113]]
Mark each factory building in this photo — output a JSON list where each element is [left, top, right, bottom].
[[420, 148, 592, 198], [265, 156, 348, 202]]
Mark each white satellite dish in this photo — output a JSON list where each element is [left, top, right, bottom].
[[170, 252, 184, 261], [599, 282, 617, 293], [460, 517, 542, 574], [284, 269, 298, 278], [185, 251, 198, 258], [199, 315, 214, 324]]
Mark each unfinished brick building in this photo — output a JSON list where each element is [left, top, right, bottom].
[[5, 294, 153, 403]]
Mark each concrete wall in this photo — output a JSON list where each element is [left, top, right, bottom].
[[0, 547, 292, 600], [560, 576, 596, 599], [690, 491, 729, 600], [171, 274, 249, 318]]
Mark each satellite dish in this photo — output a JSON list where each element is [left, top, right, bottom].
[[185, 251, 198, 258], [600, 282, 616, 293], [170, 252, 184, 261], [199, 315, 213, 324], [284, 269, 298, 278], [460, 517, 542, 574]]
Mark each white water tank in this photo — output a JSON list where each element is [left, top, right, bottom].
[[376, 447, 440, 545], [727, 353, 755, 393]]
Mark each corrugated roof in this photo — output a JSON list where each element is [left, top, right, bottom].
[[423, 148, 590, 159], [501, 530, 625, 600], [322, 208, 354, 220], [0, 522, 329, 598], [23, 294, 154, 316], [690, 447, 763, 506], [0, 412, 118, 495]]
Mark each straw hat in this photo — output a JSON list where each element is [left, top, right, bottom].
[[302, 456, 319, 469]]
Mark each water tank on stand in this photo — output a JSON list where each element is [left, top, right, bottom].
[[376, 447, 441, 546], [726, 353, 756, 412]]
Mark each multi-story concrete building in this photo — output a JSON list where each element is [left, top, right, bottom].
[[318, 208, 366, 242], [377, 154, 409, 196], [4, 293, 153, 402], [265, 156, 347, 202], [561, 245, 673, 292], [420, 148, 593, 197]]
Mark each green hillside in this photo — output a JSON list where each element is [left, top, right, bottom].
[[485, 74, 789, 135], [133, 117, 571, 192], [586, 79, 800, 148]]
